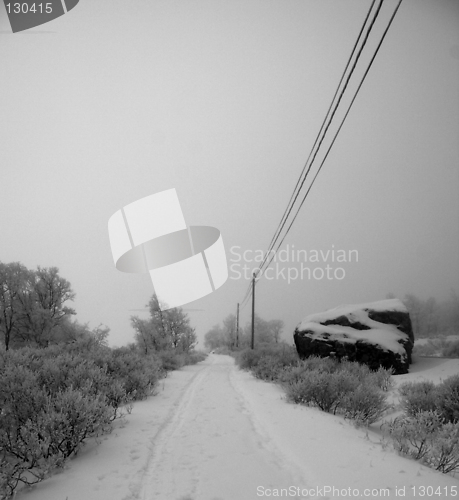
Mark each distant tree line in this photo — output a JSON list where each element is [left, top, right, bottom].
[[388, 290, 459, 338], [205, 289, 459, 351], [204, 313, 284, 351]]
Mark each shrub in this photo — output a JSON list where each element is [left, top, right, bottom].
[[0, 372, 113, 497], [424, 422, 459, 473], [0, 344, 165, 498], [41, 387, 112, 458], [252, 356, 284, 381], [398, 381, 438, 416], [235, 348, 265, 371], [277, 362, 310, 386], [443, 340, 459, 358], [368, 366, 395, 391], [383, 411, 459, 473], [281, 358, 389, 425], [182, 351, 207, 365], [384, 411, 444, 460], [104, 348, 161, 400], [335, 360, 394, 391], [436, 374, 459, 423], [268, 345, 300, 367], [158, 350, 184, 371], [337, 359, 371, 381], [0, 364, 46, 427], [284, 370, 360, 414], [236, 344, 299, 373], [278, 356, 337, 385], [341, 384, 389, 425], [249, 346, 299, 382]]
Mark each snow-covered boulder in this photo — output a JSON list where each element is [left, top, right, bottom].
[[293, 299, 414, 374]]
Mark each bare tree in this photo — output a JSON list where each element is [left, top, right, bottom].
[[268, 319, 284, 343], [0, 262, 29, 350], [16, 266, 75, 347], [132, 294, 197, 353], [0, 263, 76, 349]]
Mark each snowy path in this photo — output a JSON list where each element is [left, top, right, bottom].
[[17, 355, 459, 500], [138, 355, 309, 500]]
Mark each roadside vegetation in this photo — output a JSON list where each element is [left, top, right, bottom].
[[216, 330, 459, 477], [382, 375, 459, 474], [0, 261, 206, 499], [235, 345, 392, 427]]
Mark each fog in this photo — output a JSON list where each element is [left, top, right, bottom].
[[1, 0, 458, 347]]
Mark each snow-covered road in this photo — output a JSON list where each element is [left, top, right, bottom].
[[18, 354, 459, 500], [138, 354, 308, 500]]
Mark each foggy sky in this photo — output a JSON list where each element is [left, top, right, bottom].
[[1, 0, 458, 347]]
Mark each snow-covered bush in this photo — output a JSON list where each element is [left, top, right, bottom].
[[236, 344, 299, 377], [384, 411, 444, 460], [101, 347, 162, 400], [157, 350, 185, 371], [284, 370, 361, 414], [383, 411, 459, 473], [436, 374, 459, 423], [0, 360, 113, 498], [281, 357, 389, 425], [182, 351, 207, 365], [337, 358, 371, 380], [369, 366, 395, 392], [341, 384, 389, 425], [252, 355, 284, 381], [398, 380, 438, 416], [424, 422, 459, 473], [399, 376, 459, 424], [41, 387, 112, 457], [277, 356, 338, 385], [337, 360, 394, 391], [235, 348, 268, 370]]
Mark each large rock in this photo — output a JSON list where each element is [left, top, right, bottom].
[[293, 299, 414, 375]]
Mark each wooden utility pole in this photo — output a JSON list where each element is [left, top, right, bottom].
[[236, 302, 239, 348], [251, 272, 256, 349]]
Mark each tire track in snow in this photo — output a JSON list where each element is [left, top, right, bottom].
[[136, 355, 314, 500], [136, 359, 214, 500], [228, 367, 314, 490]]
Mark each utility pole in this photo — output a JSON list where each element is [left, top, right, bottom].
[[251, 272, 256, 349], [236, 302, 239, 348]]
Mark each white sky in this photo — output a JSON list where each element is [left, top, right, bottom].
[[1, 0, 458, 347]]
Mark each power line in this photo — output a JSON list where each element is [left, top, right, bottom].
[[238, 0, 403, 309], [258, 0, 378, 276], [256, 0, 384, 278], [261, 0, 404, 275], [239, 0, 383, 309]]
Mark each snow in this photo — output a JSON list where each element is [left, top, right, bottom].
[[296, 299, 410, 355], [415, 335, 459, 346], [15, 355, 459, 500], [296, 321, 407, 354], [300, 298, 408, 326]]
